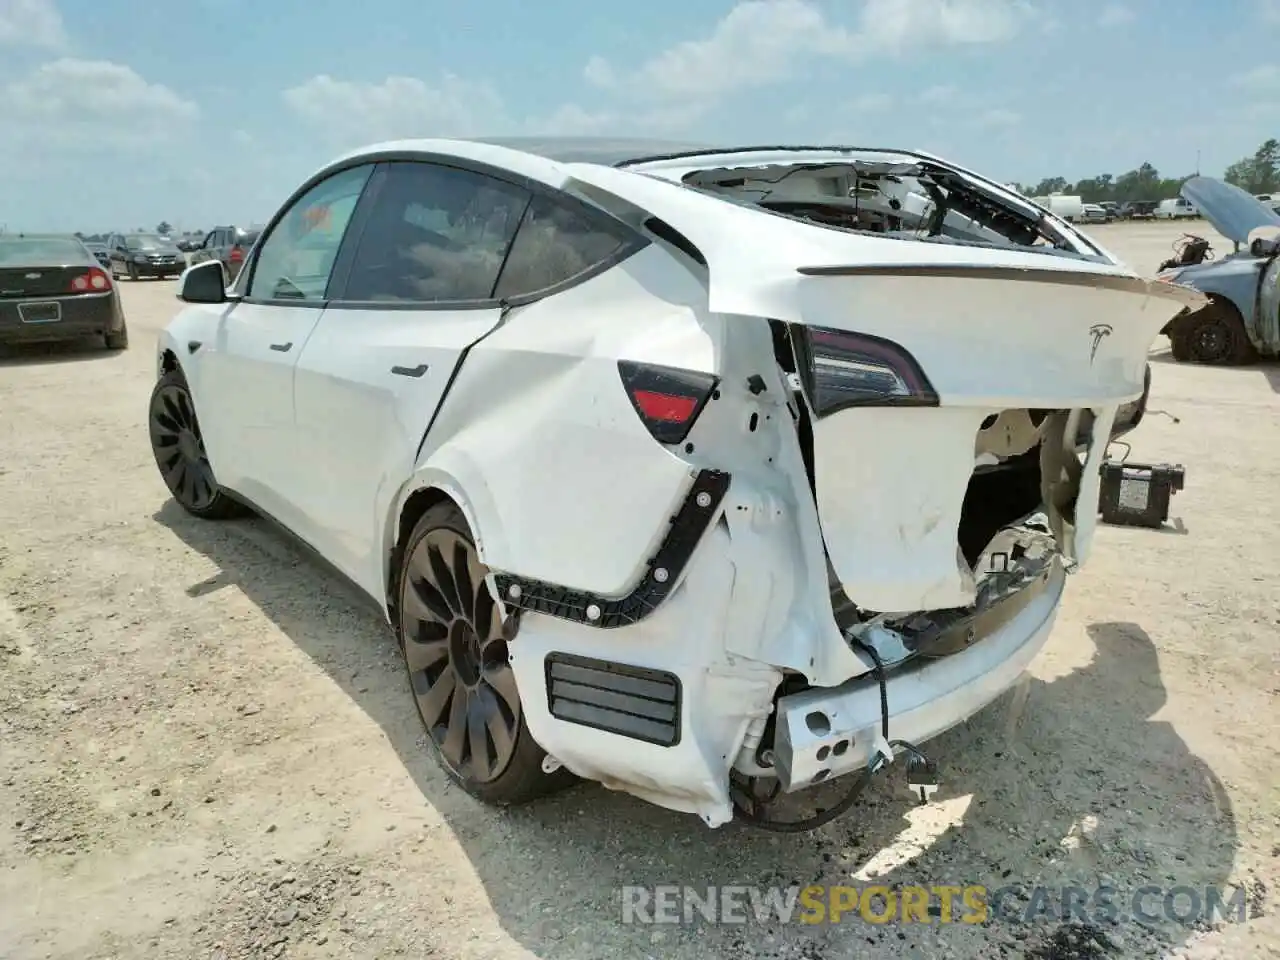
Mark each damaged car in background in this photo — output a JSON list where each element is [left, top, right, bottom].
[[1157, 176, 1280, 364], [148, 137, 1201, 831]]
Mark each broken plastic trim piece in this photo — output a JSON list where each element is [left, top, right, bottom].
[[492, 469, 730, 628], [795, 327, 938, 417], [617, 359, 720, 444]]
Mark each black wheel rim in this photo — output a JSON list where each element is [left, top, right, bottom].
[[149, 384, 217, 511], [401, 529, 520, 784], [1192, 321, 1230, 363]]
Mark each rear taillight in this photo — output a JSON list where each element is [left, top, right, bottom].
[[70, 267, 111, 293], [618, 360, 718, 445], [229, 246, 244, 263], [800, 327, 937, 416]]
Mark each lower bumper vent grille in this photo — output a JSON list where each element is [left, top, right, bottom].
[[545, 652, 681, 746]]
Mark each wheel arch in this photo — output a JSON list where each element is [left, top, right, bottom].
[[382, 459, 509, 622], [159, 347, 182, 379]]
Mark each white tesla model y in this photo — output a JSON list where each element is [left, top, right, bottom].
[[149, 138, 1199, 830]]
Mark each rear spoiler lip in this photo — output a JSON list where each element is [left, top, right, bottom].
[[795, 263, 1208, 308]]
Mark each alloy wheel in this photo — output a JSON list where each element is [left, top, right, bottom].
[[149, 383, 218, 512], [1191, 321, 1230, 364], [401, 528, 520, 784]]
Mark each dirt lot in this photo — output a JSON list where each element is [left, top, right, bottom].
[[1, 219, 1277, 960]]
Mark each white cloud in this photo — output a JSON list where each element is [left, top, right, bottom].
[[0, 0, 66, 49], [856, 0, 1036, 49], [283, 73, 507, 146], [628, 0, 856, 104], [1097, 4, 1135, 26], [582, 55, 616, 89], [582, 0, 1035, 124], [0, 59, 197, 148]]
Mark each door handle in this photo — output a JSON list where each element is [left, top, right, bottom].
[[390, 363, 429, 378], [269, 342, 292, 352]]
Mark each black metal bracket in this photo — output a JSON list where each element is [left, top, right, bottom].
[[491, 468, 730, 629]]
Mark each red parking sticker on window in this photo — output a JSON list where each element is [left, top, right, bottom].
[[299, 204, 332, 233]]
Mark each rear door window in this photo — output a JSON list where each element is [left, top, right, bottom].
[[493, 194, 631, 300], [340, 161, 530, 303]]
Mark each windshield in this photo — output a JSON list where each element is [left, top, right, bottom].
[[126, 234, 171, 249], [0, 237, 91, 267]]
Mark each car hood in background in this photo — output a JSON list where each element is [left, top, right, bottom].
[[1181, 176, 1280, 244]]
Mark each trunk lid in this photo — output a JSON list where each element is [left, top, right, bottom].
[[793, 264, 1195, 613], [0, 266, 86, 300], [1180, 176, 1280, 245]]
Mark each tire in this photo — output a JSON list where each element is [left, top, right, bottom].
[[127, 262, 139, 281], [147, 370, 246, 519], [105, 320, 129, 351], [1169, 331, 1192, 362], [1184, 299, 1258, 366], [396, 501, 577, 805]]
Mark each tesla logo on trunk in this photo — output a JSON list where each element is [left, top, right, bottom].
[[1089, 323, 1113, 364]]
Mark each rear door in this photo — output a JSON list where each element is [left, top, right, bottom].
[[195, 164, 375, 524], [288, 160, 533, 592]]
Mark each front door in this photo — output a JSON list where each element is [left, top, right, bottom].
[[289, 160, 533, 593], [197, 163, 376, 525]]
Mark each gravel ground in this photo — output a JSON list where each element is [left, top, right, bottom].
[[0, 219, 1276, 960]]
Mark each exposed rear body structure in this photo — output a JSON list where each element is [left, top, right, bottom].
[[150, 138, 1198, 828]]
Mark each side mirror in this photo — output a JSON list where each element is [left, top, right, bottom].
[[178, 259, 228, 304]]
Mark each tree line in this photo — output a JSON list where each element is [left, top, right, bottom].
[[1010, 138, 1280, 203]]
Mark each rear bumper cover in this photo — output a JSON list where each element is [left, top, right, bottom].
[[0, 293, 124, 343], [772, 556, 1065, 792]]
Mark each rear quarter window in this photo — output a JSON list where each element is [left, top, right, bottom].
[[492, 194, 631, 300]]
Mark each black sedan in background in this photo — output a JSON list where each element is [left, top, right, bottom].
[[106, 232, 186, 280], [0, 235, 129, 350]]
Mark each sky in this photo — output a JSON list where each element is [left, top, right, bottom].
[[1, 0, 1279, 234]]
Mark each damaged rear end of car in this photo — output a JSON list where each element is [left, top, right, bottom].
[[476, 146, 1200, 829]]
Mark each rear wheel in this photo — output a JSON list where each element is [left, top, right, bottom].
[[397, 501, 576, 805], [148, 370, 245, 519], [1185, 299, 1257, 365]]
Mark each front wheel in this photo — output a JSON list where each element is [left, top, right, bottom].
[[1184, 299, 1258, 365], [397, 501, 577, 805], [148, 370, 245, 519]]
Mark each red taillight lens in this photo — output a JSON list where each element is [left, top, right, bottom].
[[229, 246, 244, 262], [70, 267, 111, 293], [618, 360, 718, 445], [800, 327, 937, 416]]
